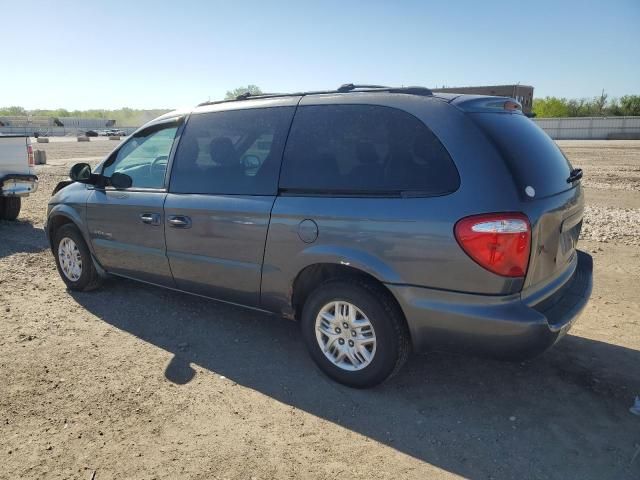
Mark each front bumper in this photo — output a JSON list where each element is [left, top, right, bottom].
[[0, 174, 38, 197], [388, 250, 593, 359]]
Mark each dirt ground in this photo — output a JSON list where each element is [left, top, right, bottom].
[[1, 138, 639, 480]]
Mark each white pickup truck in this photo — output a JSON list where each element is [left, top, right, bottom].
[[0, 135, 38, 220]]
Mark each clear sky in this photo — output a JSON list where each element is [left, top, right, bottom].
[[2, 0, 639, 110]]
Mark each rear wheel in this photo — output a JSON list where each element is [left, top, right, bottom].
[[0, 197, 21, 221], [301, 279, 410, 388], [53, 224, 102, 291]]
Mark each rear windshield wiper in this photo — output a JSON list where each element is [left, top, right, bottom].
[[567, 168, 583, 183]]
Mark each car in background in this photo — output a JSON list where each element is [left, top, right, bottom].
[[0, 134, 38, 220], [45, 84, 592, 388], [99, 129, 126, 137], [84, 130, 99, 137]]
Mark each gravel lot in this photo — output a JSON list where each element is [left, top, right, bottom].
[[1, 138, 639, 479]]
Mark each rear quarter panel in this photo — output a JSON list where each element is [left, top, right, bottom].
[[260, 95, 530, 316]]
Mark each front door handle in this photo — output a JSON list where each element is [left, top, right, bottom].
[[168, 215, 192, 228], [140, 213, 161, 225]]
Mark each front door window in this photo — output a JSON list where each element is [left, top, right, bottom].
[[103, 125, 178, 189]]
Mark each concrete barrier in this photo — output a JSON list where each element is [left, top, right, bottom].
[[607, 132, 640, 140], [534, 116, 640, 140], [108, 136, 121, 140], [77, 136, 90, 142], [36, 137, 49, 143], [34, 150, 47, 165]]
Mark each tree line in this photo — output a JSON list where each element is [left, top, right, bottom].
[[533, 92, 640, 118], [0, 88, 265, 126], [0, 90, 265, 127], [0, 106, 171, 127]]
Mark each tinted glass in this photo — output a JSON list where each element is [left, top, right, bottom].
[[472, 113, 574, 197], [279, 105, 459, 195], [170, 107, 294, 195], [103, 125, 177, 188]]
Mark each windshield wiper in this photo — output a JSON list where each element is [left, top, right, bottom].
[[567, 168, 583, 183]]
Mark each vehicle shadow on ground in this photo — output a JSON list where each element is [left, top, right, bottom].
[[0, 220, 48, 258], [71, 279, 640, 480]]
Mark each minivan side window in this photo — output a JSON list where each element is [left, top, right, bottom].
[[279, 104, 460, 195], [102, 125, 178, 189], [170, 107, 295, 195]]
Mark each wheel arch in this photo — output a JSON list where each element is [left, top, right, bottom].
[[290, 262, 410, 341], [46, 206, 93, 255], [262, 243, 405, 318]]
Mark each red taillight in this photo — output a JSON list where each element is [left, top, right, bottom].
[[454, 213, 531, 277], [503, 100, 522, 111], [27, 144, 34, 167]]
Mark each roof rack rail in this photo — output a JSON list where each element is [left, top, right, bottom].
[[235, 91, 287, 100], [388, 86, 434, 95], [198, 84, 433, 107], [337, 83, 391, 92]]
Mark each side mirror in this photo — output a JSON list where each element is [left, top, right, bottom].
[[69, 163, 92, 182], [110, 172, 133, 189]]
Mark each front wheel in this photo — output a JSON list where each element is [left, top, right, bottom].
[[0, 196, 21, 221], [53, 224, 102, 291], [301, 279, 410, 388]]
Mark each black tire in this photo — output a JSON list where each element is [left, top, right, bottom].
[[0, 197, 21, 221], [53, 224, 102, 291], [301, 278, 410, 388]]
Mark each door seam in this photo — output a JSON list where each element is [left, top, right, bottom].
[[258, 98, 302, 305]]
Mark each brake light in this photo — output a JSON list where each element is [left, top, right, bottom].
[[503, 100, 522, 111], [454, 213, 531, 277], [27, 144, 34, 167]]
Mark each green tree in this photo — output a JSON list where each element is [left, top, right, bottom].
[[532, 91, 640, 118], [0, 106, 27, 116], [593, 90, 608, 116], [620, 95, 640, 116], [532, 97, 569, 118], [606, 98, 622, 116], [225, 85, 263, 100], [566, 98, 588, 117]]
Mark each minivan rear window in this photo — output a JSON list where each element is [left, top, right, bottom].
[[472, 113, 574, 198], [279, 105, 460, 196]]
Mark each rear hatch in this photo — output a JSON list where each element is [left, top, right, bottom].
[[469, 110, 584, 289]]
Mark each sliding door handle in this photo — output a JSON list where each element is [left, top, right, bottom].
[[168, 215, 192, 228], [140, 213, 161, 225]]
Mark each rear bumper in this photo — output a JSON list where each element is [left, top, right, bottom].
[[388, 250, 593, 358], [0, 174, 38, 197]]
